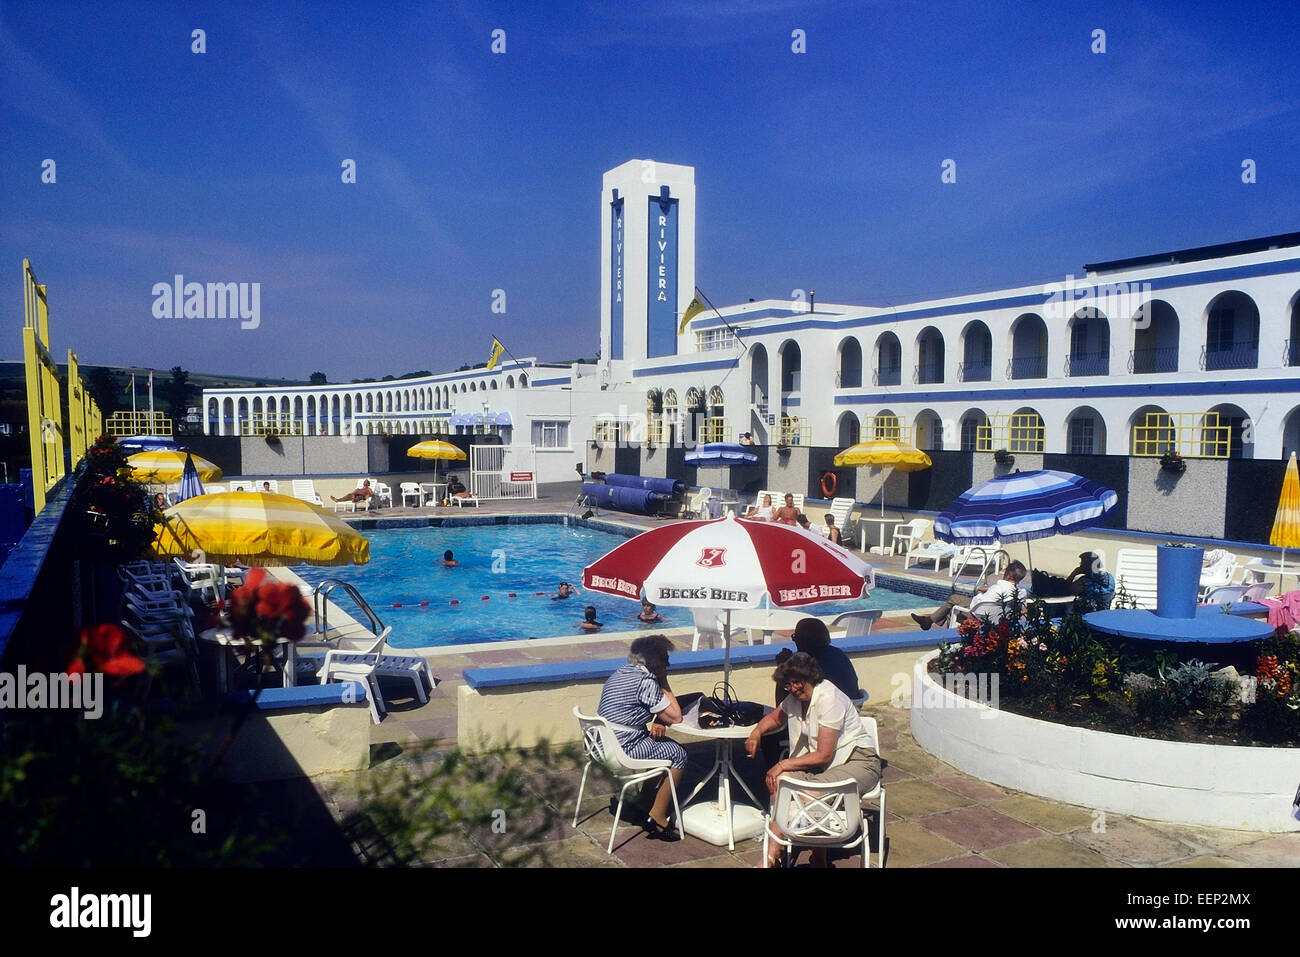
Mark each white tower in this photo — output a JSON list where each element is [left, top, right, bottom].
[[600, 160, 697, 383]]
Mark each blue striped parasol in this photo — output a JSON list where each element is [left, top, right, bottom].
[[177, 451, 205, 502], [934, 469, 1118, 568], [684, 442, 760, 468]]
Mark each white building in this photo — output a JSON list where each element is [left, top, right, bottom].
[[206, 159, 1300, 478]]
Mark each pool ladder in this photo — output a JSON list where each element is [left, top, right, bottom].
[[311, 578, 386, 640], [951, 546, 1011, 592]]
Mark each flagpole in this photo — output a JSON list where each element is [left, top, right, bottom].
[[490, 335, 529, 375], [691, 288, 749, 356], [131, 373, 136, 419]]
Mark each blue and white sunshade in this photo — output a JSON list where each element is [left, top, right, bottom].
[[934, 470, 1118, 545], [177, 452, 205, 503], [684, 442, 760, 468]]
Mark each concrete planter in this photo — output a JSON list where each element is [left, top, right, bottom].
[[911, 650, 1300, 832]]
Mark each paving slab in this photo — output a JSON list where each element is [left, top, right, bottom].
[[984, 836, 1115, 868], [882, 745, 951, 778], [1071, 817, 1198, 865], [1139, 820, 1278, 856], [885, 779, 976, 818], [920, 853, 1003, 868], [1166, 855, 1244, 867], [504, 836, 624, 868], [931, 774, 1012, 803], [992, 793, 1099, 834], [915, 806, 1047, 851], [669, 853, 751, 868], [878, 820, 965, 867], [1219, 832, 1300, 867]]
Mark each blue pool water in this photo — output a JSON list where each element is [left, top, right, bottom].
[[292, 524, 922, 648]]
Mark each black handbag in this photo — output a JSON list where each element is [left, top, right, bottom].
[[698, 680, 765, 728]]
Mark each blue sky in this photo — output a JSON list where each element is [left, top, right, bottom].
[[2, 0, 1297, 382]]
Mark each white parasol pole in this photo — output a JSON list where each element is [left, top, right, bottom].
[[723, 608, 732, 686]]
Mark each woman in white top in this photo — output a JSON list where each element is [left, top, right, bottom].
[[744, 493, 777, 521], [744, 652, 882, 867]]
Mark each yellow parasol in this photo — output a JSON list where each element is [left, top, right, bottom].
[[152, 491, 370, 567], [833, 440, 933, 518], [407, 439, 468, 490], [1269, 451, 1300, 574], [128, 449, 223, 483]]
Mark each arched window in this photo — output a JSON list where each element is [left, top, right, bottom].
[[959, 409, 988, 452], [960, 322, 992, 382], [1066, 309, 1110, 377], [837, 337, 862, 389], [874, 333, 901, 386], [1009, 314, 1047, 379], [1203, 291, 1259, 371], [915, 328, 944, 384], [837, 411, 860, 448], [1131, 300, 1179, 373], [1065, 406, 1106, 455]]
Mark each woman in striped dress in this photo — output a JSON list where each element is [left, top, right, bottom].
[[596, 634, 687, 837]]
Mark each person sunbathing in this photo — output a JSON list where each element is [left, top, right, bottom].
[[331, 480, 374, 504], [745, 494, 777, 521], [445, 476, 471, 500], [774, 493, 800, 525]]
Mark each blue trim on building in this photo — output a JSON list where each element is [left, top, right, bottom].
[[632, 357, 741, 377], [693, 255, 1300, 336], [835, 376, 1300, 405]]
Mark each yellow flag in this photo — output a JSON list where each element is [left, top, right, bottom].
[[486, 338, 505, 370], [678, 295, 706, 333]]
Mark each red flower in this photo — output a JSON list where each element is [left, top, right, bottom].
[[67, 623, 145, 678]]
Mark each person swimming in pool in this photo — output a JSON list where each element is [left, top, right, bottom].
[[441, 549, 459, 567], [638, 599, 665, 623], [552, 581, 577, 600], [579, 605, 603, 632]]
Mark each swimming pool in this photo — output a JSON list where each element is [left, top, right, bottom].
[[292, 522, 925, 648]]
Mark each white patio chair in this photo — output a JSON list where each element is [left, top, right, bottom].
[[1114, 548, 1158, 609], [1198, 550, 1237, 600], [572, 707, 683, 854], [1242, 581, 1274, 601], [205, 484, 226, 494], [690, 607, 735, 651], [449, 489, 479, 507], [317, 627, 437, 724], [291, 479, 324, 507], [373, 481, 393, 508], [763, 776, 868, 869], [1203, 585, 1248, 605], [904, 540, 956, 571], [828, 497, 856, 540], [683, 487, 712, 519], [400, 482, 424, 508], [829, 609, 883, 640], [119, 620, 201, 698], [891, 518, 931, 558], [858, 715, 887, 868]]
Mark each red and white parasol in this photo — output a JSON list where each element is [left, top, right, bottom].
[[583, 515, 873, 679]]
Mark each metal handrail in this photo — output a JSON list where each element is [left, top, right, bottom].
[[312, 578, 385, 639], [950, 545, 1010, 590]]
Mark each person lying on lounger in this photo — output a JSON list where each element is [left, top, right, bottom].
[[331, 480, 374, 504], [745, 494, 777, 521], [445, 476, 471, 500]]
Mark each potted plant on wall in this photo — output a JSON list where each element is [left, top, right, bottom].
[[775, 441, 792, 456], [1160, 448, 1186, 473], [994, 448, 1015, 466]]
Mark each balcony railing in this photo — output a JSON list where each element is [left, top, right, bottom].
[[776, 416, 810, 446], [873, 366, 902, 387], [698, 417, 731, 444], [242, 413, 302, 436], [107, 411, 173, 436], [834, 370, 863, 389], [1007, 355, 1047, 380], [1200, 343, 1259, 371], [957, 360, 991, 382], [1286, 339, 1300, 367], [913, 362, 944, 385], [1132, 411, 1230, 459], [1064, 352, 1109, 377], [1128, 346, 1178, 374]]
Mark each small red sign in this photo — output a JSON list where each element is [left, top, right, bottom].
[[510, 472, 533, 482], [696, 547, 727, 568]]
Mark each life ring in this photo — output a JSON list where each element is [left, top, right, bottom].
[[820, 471, 838, 498]]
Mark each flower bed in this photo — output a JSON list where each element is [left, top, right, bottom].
[[913, 593, 1300, 831]]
